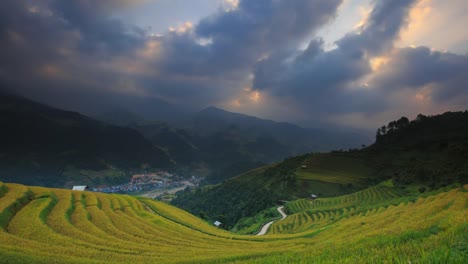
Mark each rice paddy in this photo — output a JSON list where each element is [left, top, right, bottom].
[[0, 181, 466, 263], [296, 153, 373, 185]]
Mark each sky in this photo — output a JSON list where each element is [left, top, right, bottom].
[[1, 0, 467, 130]]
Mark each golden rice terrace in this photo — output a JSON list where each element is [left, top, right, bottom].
[[0, 181, 466, 263]]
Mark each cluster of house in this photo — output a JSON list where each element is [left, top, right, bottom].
[[131, 171, 174, 184], [84, 171, 183, 194]]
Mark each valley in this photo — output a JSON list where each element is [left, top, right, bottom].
[[0, 111, 467, 263]]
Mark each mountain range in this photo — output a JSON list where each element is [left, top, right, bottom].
[[128, 106, 371, 182], [0, 90, 173, 187], [172, 111, 468, 229], [0, 89, 370, 187]]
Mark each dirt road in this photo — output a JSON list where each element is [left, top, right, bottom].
[[256, 206, 287, 236], [139, 181, 194, 198]]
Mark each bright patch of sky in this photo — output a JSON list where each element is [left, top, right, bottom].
[[314, 0, 373, 51], [315, 0, 468, 55], [117, 0, 467, 55], [397, 0, 468, 54]]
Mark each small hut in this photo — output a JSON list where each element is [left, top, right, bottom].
[[310, 194, 318, 200], [213, 221, 223, 228], [72, 185, 89, 191]]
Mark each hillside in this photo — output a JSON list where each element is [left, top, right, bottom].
[[124, 107, 370, 184], [131, 121, 286, 183], [193, 106, 370, 153], [0, 181, 466, 263], [172, 111, 468, 229], [0, 91, 173, 188]]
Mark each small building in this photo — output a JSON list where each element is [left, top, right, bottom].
[[301, 165, 307, 169], [310, 194, 318, 200], [72, 185, 89, 191], [213, 221, 223, 228]]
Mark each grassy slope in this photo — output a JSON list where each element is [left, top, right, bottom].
[[0, 181, 466, 263], [296, 153, 372, 185], [172, 111, 468, 232]]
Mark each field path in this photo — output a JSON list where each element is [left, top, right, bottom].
[[256, 206, 287, 236]]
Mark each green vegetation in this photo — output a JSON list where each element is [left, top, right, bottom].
[[369, 112, 468, 187], [1, 100, 467, 262], [172, 157, 306, 228], [172, 111, 468, 231], [0, 91, 174, 188], [296, 153, 372, 185], [272, 181, 458, 234], [232, 206, 282, 234], [0, 181, 466, 263], [61, 168, 128, 187], [131, 106, 369, 184]]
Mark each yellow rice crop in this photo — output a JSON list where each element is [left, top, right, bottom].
[[0, 183, 465, 263]]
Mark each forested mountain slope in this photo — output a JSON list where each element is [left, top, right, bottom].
[[0, 90, 173, 187], [172, 111, 468, 229]]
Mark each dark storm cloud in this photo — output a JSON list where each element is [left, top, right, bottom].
[[0, 0, 345, 112], [157, 0, 343, 76], [373, 46, 468, 102], [138, 0, 345, 106], [1, 0, 467, 129], [0, 1, 63, 73], [252, 0, 418, 114], [0, 0, 145, 82], [50, 0, 145, 54], [0, 0, 149, 112], [338, 0, 417, 56]]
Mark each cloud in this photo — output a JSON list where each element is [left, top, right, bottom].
[[0, 0, 467, 131], [337, 0, 417, 56], [49, 0, 146, 54], [252, 0, 418, 115], [398, 0, 468, 54], [250, 0, 468, 128], [371, 46, 468, 103], [155, 0, 343, 77], [142, 0, 345, 105]]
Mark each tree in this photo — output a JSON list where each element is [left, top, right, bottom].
[[396, 117, 409, 129], [387, 121, 396, 133], [381, 125, 387, 135], [416, 114, 427, 122], [376, 128, 383, 142], [199, 211, 208, 220]]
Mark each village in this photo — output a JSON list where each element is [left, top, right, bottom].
[[91, 170, 200, 196]]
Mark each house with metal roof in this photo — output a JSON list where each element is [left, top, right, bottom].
[[72, 185, 89, 191]]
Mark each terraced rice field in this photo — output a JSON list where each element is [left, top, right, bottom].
[[296, 153, 372, 185], [272, 182, 465, 237], [285, 181, 400, 214], [0, 181, 466, 263]]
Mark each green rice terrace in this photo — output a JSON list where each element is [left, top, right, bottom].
[[0, 180, 466, 263], [296, 153, 372, 185]]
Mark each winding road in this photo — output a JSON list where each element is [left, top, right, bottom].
[[140, 181, 194, 199], [256, 206, 287, 236]]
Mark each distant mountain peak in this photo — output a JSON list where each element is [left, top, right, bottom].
[[198, 106, 235, 116], [200, 106, 224, 112], [198, 106, 276, 124]]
